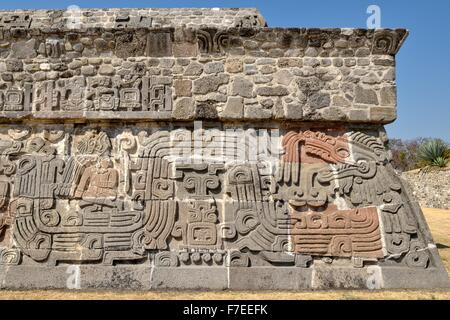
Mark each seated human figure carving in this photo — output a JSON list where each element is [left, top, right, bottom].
[[74, 158, 119, 210]]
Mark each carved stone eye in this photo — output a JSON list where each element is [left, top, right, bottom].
[[336, 147, 350, 159], [358, 161, 368, 170], [354, 176, 363, 184]]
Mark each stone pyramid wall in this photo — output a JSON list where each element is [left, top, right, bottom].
[[0, 8, 448, 289]]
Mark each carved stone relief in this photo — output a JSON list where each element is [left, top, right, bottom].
[[31, 76, 172, 113], [0, 8, 446, 290], [0, 125, 435, 272]]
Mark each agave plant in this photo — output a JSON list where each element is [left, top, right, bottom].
[[418, 139, 449, 168], [431, 156, 449, 167]]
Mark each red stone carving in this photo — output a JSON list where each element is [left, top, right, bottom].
[[282, 130, 350, 164], [288, 205, 384, 258]]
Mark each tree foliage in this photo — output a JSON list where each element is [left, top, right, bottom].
[[388, 137, 449, 172]]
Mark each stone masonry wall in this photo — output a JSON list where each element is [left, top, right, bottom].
[[0, 8, 448, 290], [0, 12, 405, 123], [402, 169, 450, 209], [0, 8, 266, 29]]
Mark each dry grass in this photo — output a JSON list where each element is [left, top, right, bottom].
[[1, 208, 450, 300], [1, 289, 450, 300]]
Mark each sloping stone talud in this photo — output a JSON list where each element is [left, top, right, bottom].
[[0, 8, 448, 290]]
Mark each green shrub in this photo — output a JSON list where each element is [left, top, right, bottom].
[[388, 138, 425, 171], [431, 156, 448, 167], [418, 139, 449, 168]]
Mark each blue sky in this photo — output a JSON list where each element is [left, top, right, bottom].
[[1, 0, 449, 141]]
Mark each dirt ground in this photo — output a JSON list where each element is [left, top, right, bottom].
[[1, 208, 449, 300]]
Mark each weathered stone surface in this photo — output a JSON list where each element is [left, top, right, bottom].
[[305, 47, 319, 57], [173, 42, 198, 57], [5, 59, 23, 72], [355, 86, 379, 105], [322, 107, 346, 120], [349, 109, 370, 122], [231, 76, 254, 98], [182, 61, 201, 73], [297, 76, 324, 93], [172, 97, 195, 119], [273, 70, 293, 85], [0, 8, 446, 291], [193, 74, 229, 94], [225, 59, 243, 73], [256, 86, 289, 96], [402, 169, 450, 209], [332, 95, 351, 108], [229, 268, 312, 290], [98, 64, 115, 75], [308, 92, 331, 110], [244, 104, 272, 119], [370, 106, 396, 122], [284, 102, 303, 119], [9, 39, 37, 59], [80, 65, 95, 76], [222, 97, 244, 119], [380, 86, 397, 106], [147, 32, 172, 57], [204, 62, 224, 74], [195, 101, 219, 119], [174, 79, 192, 97], [0, 124, 446, 290]]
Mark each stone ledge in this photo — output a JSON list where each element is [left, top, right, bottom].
[[1, 265, 448, 290], [0, 111, 397, 123], [0, 26, 408, 57]]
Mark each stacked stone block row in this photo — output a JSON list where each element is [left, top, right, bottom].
[[0, 24, 406, 123], [0, 8, 448, 290], [0, 8, 266, 29]]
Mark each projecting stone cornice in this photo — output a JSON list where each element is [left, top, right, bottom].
[[0, 26, 408, 57]]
